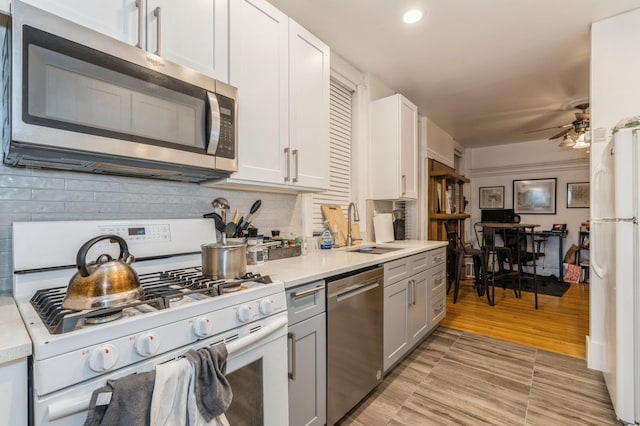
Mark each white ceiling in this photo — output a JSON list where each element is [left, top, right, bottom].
[[267, 0, 640, 148]]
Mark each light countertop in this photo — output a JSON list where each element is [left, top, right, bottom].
[[247, 240, 447, 288], [0, 294, 32, 364], [0, 240, 446, 359]]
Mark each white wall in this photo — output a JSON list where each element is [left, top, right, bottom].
[[469, 139, 590, 277], [588, 7, 640, 370]]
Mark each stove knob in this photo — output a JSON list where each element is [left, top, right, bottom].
[[237, 305, 252, 322], [193, 317, 214, 337], [259, 298, 273, 315], [88, 344, 118, 372], [135, 333, 159, 356]]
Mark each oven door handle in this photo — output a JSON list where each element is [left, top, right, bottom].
[[47, 395, 92, 422], [226, 315, 288, 356]]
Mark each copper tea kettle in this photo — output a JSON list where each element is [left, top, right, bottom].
[[62, 235, 142, 311]]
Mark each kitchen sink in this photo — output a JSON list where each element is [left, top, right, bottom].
[[346, 246, 403, 254]]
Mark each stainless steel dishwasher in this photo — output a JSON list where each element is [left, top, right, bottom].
[[326, 265, 384, 425]]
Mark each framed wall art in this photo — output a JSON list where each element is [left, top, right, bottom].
[[479, 186, 505, 209], [567, 182, 590, 208], [513, 178, 557, 214]]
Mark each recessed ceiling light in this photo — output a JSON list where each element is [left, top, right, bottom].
[[402, 9, 423, 24]]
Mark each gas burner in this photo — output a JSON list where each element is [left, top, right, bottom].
[[84, 310, 123, 324], [144, 287, 184, 303], [29, 267, 275, 334], [220, 282, 242, 293]]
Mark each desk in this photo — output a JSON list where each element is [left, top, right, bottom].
[[480, 223, 541, 309], [535, 230, 568, 280]]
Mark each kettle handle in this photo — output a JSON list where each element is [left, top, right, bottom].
[[76, 235, 132, 277]]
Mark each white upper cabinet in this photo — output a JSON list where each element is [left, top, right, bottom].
[[20, 0, 229, 82], [20, 0, 139, 44], [288, 19, 330, 190], [146, 0, 228, 81], [229, 0, 289, 185], [225, 0, 330, 192], [371, 94, 418, 200]]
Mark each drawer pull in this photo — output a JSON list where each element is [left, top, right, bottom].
[[434, 302, 444, 314], [434, 277, 444, 286], [432, 255, 444, 263], [290, 285, 324, 299]]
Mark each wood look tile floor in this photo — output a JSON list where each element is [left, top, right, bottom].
[[341, 328, 621, 426]]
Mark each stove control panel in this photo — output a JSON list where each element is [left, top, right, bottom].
[[97, 224, 171, 244]]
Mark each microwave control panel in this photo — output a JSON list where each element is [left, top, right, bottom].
[[215, 94, 235, 159]]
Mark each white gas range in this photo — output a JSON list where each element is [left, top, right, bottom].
[[12, 219, 289, 426]]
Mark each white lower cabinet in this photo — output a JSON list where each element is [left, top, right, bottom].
[[286, 281, 326, 426], [383, 247, 446, 372]]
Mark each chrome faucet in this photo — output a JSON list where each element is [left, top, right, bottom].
[[347, 202, 360, 246]]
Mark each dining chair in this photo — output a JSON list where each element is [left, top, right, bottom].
[[445, 222, 490, 304]]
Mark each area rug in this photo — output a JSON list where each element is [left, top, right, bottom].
[[494, 274, 571, 297]]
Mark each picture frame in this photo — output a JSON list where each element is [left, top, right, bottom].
[[479, 186, 505, 209], [567, 182, 590, 208], [513, 178, 557, 214]]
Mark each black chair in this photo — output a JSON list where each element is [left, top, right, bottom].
[[445, 222, 490, 304], [473, 222, 515, 275]]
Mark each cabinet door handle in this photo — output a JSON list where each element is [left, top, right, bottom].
[[154, 6, 162, 56], [292, 149, 299, 183], [407, 280, 413, 307], [412, 280, 417, 305], [287, 332, 296, 380], [402, 175, 407, 195], [291, 285, 324, 299], [284, 148, 291, 182], [135, 0, 145, 49]]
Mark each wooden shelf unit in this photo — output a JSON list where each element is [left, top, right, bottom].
[[428, 163, 470, 242]]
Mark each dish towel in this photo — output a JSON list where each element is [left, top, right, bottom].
[[184, 345, 233, 421], [150, 357, 192, 425], [84, 370, 155, 426]]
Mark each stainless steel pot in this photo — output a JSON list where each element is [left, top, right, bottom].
[[201, 242, 247, 279], [62, 235, 141, 310]]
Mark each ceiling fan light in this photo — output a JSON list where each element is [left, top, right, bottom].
[[573, 132, 590, 149], [558, 134, 575, 147]]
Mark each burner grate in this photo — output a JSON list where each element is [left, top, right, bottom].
[[30, 267, 272, 334]]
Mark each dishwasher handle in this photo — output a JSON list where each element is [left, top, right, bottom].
[[334, 280, 380, 302]]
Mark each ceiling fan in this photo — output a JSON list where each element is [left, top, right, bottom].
[[525, 103, 590, 140]]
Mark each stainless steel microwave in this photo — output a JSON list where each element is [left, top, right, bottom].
[[3, 0, 237, 182]]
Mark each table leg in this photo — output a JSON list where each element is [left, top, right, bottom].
[[558, 236, 564, 282]]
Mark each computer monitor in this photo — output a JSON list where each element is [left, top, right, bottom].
[[481, 209, 516, 223]]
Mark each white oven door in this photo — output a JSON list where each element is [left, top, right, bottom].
[[34, 313, 289, 426]]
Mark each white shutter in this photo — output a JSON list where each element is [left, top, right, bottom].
[[312, 79, 353, 231]]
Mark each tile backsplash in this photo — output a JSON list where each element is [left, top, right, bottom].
[[0, 163, 302, 293]]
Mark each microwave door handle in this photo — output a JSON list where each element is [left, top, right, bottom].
[[206, 93, 221, 155], [135, 0, 145, 49], [154, 6, 162, 56]]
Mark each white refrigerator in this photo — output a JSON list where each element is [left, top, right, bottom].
[[591, 127, 640, 425]]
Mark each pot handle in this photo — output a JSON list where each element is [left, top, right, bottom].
[[76, 235, 132, 277]]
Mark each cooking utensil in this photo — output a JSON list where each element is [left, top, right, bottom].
[[231, 208, 239, 224], [203, 212, 226, 232], [238, 199, 262, 235], [233, 216, 244, 237], [62, 235, 141, 310], [212, 197, 230, 224], [224, 221, 237, 237], [201, 242, 247, 279]]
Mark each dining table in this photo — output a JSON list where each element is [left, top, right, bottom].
[[480, 222, 541, 309]]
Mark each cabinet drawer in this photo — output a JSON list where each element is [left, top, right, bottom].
[[428, 262, 446, 296], [427, 247, 446, 268], [385, 251, 429, 286], [408, 252, 428, 275], [429, 290, 446, 325], [286, 281, 326, 325]]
